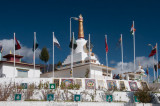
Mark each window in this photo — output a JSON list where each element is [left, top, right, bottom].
[[102, 69, 111, 76]]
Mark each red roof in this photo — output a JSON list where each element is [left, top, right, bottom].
[[0, 61, 40, 68], [3, 54, 23, 58]]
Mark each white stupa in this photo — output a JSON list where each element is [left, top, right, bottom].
[[53, 14, 115, 79]]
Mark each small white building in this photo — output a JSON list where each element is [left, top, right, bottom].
[[0, 53, 41, 78]]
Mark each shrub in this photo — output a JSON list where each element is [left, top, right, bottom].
[[134, 89, 151, 103]]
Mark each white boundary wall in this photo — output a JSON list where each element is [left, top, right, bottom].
[[0, 102, 159, 106], [0, 78, 142, 91]]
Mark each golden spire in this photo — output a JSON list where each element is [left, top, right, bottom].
[[78, 14, 84, 39], [10, 50, 12, 54]]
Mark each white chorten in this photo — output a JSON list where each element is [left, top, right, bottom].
[[53, 14, 115, 79]]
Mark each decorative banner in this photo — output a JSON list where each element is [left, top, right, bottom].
[[15, 94, 21, 101], [21, 83, 27, 89], [129, 82, 138, 91], [54, 79, 60, 87], [49, 84, 56, 89], [119, 81, 125, 90], [97, 80, 104, 89], [47, 94, 54, 101], [75, 79, 82, 87], [141, 82, 149, 90], [107, 80, 117, 90], [134, 96, 140, 102], [106, 95, 113, 102], [74, 94, 81, 102], [85, 79, 96, 89], [62, 79, 73, 87]]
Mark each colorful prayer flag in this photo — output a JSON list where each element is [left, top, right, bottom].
[[146, 66, 149, 75], [116, 36, 121, 48], [33, 35, 38, 51], [154, 64, 157, 72], [15, 37, 21, 50], [130, 24, 136, 35], [105, 36, 108, 53], [149, 45, 156, 57], [53, 35, 60, 48], [0, 44, 3, 53], [69, 35, 77, 50], [86, 41, 93, 51]]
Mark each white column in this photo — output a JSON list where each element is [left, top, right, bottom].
[[156, 43, 158, 79], [153, 56, 155, 81], [14, 32, 16, 77], [89, 34, 92, 78], [105, 35, 108, 80], [71, 32, 74, 78], [121, 34, 123, 72], [33, 32, 36, 77], [70, 18, 71, 41], [53, 32, 55, 78], [133, 21, 136, 71]]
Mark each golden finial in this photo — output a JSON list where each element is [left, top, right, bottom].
[[138, 61, 141, 66], [10, 50, 12, 54], [78, 14, 84, 39]]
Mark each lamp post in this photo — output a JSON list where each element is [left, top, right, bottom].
[[70, 17, 78, 41], [148, 44, 155, 81], [70, 17, 78, 78]]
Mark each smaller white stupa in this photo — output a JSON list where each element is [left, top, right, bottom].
[[124, 62, 146, 81]]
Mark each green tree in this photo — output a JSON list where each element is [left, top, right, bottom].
[[57, 61, 62, 67], [39, 47, 50, 72], [134, 89, 151, 103]]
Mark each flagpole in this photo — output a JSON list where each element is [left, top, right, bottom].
[[71, 32, 74, 78], [156, 43, 158, 79], [153, 56, 155, 81], [121, 34, 123, 73], [148, 74, 149, 83], [14, 32, 16, 77], [34, 32, 36, 77], [89, 34, 92, 78], [105, 35, 108, 80], [133, 21, 136, 72], [53, 32, 54, 78]]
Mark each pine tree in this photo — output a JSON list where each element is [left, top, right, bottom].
[[39, 47, 49, 72]]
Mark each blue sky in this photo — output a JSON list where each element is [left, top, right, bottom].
[[0, 0, 160, 79]]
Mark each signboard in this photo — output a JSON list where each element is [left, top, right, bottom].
[[106, 95, 113, 102], [134, 96, 140, 102], [21, 83, 27, 89], [47, 94, 54, 101], [74, 94, 81, 101], [15, 94, 21, 101], [49, 84, 56, 89]]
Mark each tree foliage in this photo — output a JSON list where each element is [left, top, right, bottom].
[[56, 61, 62, 66], [39, 47, 49, 63], [134, 89, 151, 103]]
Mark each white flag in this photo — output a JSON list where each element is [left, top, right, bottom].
[[53, 35, 60, 48]]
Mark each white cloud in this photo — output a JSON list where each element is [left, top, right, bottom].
[[114, 56, 156, 74], [110, 60, 116, 64], [0, 39, 41, 63], [113, 56, 157, 82]]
